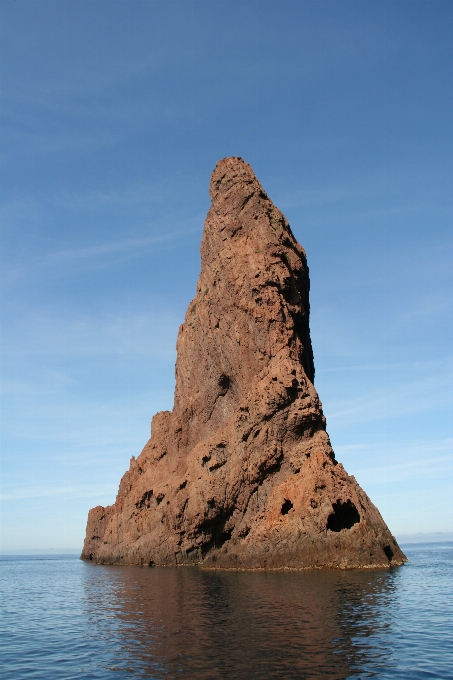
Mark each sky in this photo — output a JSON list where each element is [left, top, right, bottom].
[[1, 0, 451, 552]]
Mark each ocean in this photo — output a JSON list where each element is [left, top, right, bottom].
[[1, 543, 452, 679]]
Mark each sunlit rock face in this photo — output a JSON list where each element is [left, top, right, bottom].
[[82, 157, 406, 569]]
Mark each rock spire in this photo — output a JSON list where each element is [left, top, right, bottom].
[[82, 157, 406, 569]]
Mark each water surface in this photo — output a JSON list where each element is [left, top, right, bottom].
[[1, 544, 452, 679]]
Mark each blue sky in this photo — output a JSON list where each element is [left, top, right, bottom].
[[1, 0, 451, 551]]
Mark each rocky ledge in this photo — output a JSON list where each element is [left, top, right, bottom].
[[82, 157, 406, 569]]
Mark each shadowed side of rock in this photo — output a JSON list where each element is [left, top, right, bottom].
[[81, 157, 407, 569]]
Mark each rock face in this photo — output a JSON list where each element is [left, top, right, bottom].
[[82, 157, 406, 569]]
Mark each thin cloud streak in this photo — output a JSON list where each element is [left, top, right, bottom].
[[0, 484, 119, 502], [1, 221, 202, 286], [1, 180, 183, 218], [337, 439, 453, 485], [349, 455, 451, 483], [326, 370, 452, 424], [40, 227, 200, 265], [336, 439, 452, 456], [1, 312, 180, 358], [316, 359, 448, 374]]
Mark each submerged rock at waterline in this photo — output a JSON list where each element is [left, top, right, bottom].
[[82, 157, 406, 569]]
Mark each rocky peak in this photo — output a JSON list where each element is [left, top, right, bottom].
[[173, 157, 314, 452], [81, 158, 406, 571]]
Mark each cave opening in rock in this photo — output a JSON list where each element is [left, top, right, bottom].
[[200, 506, 235, 555], [383, 545, 394, 561], [281, 499, 293, 515], [326, 499, 360, 532]]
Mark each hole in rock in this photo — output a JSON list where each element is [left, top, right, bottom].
[[383, 545, 394, 561], [148, 560, 155, 567], [326, 499, 360, 532], [136, 490, 153, 509], [218, 374, 230, 394], [200, 507, 235, 555], [281, 499, 293, 515], [286, 379, 299, 402]]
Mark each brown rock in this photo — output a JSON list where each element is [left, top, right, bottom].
[[82, 157, 407, 569]]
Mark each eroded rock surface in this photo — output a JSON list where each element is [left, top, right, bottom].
[[82, 157, 406, 569]]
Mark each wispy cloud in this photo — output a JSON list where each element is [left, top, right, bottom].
[[40, 228, 199, 266], [1, 177, 204, 286], [324, 366, 452, 425], [48, 184, 171, 210], [336, 439, 453, 485], [349, 456, 452, 486], [1, 222, 202, 287], [0, 484, 118, 502], [1, 309, 180, 358], [316, 359, 448, 374], [277, 162, 452, 220], [2, 129, 119, 158], [278, 188, 352, 210], [1, 181, 176, 221]]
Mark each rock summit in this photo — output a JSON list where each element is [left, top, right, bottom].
[[82, 157, 406, 569]]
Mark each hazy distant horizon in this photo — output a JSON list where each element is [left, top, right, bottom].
[[1, 532, 452, 556]]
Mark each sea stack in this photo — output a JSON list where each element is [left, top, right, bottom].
[[82, 157, 406, 569]]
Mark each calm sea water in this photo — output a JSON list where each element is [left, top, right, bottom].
[[1, 544, 452, 679]]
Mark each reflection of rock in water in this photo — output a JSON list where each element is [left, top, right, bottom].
[[82, 564, 397, 679]]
